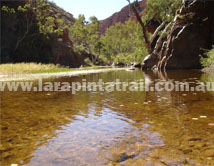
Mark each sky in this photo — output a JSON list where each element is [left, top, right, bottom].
[[52, 0, 130, 21]]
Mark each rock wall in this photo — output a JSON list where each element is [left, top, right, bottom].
[[99, 0, 146, 34], [143, 0, 214, 70], [1, 0, 83, 68], [53, 29, 83, 68]]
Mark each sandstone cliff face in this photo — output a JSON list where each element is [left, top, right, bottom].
[[1, 0, 81, 68], [143, 0, 214, 70], [53, 29, 83, 68], [99, 0, 146, 33]]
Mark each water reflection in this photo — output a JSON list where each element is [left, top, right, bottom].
[[1, 70, 214, 166]]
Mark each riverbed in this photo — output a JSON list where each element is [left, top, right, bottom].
[[1, 69, 214, 166]]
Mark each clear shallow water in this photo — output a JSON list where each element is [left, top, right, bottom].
[[1, 70, 214, 166]]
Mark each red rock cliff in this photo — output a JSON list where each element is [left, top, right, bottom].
[[99, 0, 146, 33]]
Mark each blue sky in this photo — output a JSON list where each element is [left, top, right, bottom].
[[51, 0, 131, 21]]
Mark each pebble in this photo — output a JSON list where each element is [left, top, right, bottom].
[[208, 123, 214, 126], [205, 149, 214, 157], [183, 149, 192, 154], [188, 137, 202, 142]]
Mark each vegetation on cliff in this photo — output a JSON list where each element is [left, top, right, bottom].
[[1, 0, 184, 66], [144, 0, 182, 22], [143, 0, 214, 70], [99, 0, 182, 63], [201, 48, 214, 71], [1, 0, 75, 64], [6, 0, 212, 69]]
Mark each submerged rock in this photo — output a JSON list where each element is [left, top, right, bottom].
[[112, 62, 126, 67], [205, 149, 214, 157], [129, 62, 142, 68]]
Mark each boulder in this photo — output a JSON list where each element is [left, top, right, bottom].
[[134, 62, 142, 68], [112, 62, 126, 67]]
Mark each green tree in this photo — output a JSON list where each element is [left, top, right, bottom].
[[69, 14, 88, 53], [4, 0, 71, 52], [70, 15, 101, 64], [100, 19, 148, 63], [1, 0, 74, 63], [201, 48, 214, 67], [144, 0, 182, 22], [87, 16, 100, 63]]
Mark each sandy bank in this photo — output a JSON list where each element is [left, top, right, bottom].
[[0, 68, 125, 82]]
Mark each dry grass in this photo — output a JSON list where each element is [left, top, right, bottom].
[[0, 63, 73, 74]]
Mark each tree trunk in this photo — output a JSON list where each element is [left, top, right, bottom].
[[127, 0, 151, 54], [150, 20, 167, 48]]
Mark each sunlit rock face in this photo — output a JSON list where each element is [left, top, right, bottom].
[[52, 29, 83, 68], [143, 0, 214, 70], [99, 0, 147, 34]]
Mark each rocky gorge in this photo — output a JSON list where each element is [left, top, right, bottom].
[[1, 0, 214, 70]]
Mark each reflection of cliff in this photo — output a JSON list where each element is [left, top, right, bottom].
[[103, 70, 214, 165], [1, 70, 214, 165]]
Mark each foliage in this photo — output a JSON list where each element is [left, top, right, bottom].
[[17, 0, 71, 36], [1, 0, 74, 64], [144, 0, 182, 22], [70, 13, 148, 64], [84, 58, 93, 66], [69, 15, 88, 53], [200, 48, 214, 67], [100, 19, 148, 63], [1, 5, 16, 13], [1, 0, 183, 66], [69, 15, 100, 64]]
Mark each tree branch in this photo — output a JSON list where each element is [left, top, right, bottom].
[[150, 19, 167, 48], [15, 13, 33, 51], [127, 0, 151, 54]]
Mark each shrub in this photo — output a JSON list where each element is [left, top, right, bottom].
[[201, 48, 214, 67], [84, 58, 93, 66]]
